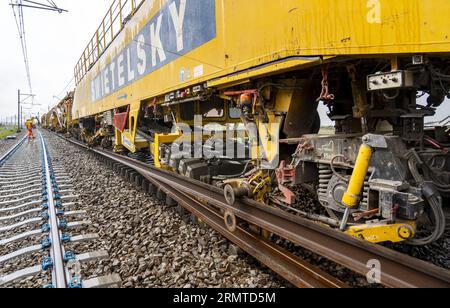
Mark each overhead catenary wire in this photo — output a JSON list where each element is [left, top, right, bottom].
[[11, 0, 33, 95], [44, 76, 76, 112], [17, 0, 67, 13], [56, 77, 75, 99], [47, 0, 57, 7], [10, 0, 68, 113]]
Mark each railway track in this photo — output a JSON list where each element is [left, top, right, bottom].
[[50, 131, 450, 288], [0, 132, 121, 288]]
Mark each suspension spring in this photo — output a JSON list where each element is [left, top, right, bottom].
[[360, 176, 371, 210], [318, 165, 333, 204]]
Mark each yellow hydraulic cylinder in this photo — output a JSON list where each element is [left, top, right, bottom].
[[342, 144, 373, 208]]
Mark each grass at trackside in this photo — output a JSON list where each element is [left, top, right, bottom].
[[0, 126, 17, 139]]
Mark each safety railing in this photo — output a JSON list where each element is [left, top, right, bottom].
[[74, 0, 145, 85]]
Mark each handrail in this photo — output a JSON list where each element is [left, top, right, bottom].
[[74, 0, 145, 85]]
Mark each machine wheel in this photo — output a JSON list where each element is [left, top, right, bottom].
[[224, 210, 237, 232], [224, 185, 236, 206]]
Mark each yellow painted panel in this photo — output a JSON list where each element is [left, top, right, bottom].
[[254, 114, 282, 166], [152, 132, 183, 168], [346, 222, 416, 243], [73, 0, 450, 120]]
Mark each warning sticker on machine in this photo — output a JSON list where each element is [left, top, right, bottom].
[[193, 65, 204, 78]]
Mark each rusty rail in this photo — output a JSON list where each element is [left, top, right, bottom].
[[53, 133, 450, 288], [50, 133, 345, 288]]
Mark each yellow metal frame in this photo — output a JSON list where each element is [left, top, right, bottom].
[[151, 131, 183, 169], [248, 171, 272, 204], [68, 0, 450, 245], [73, 0, 450, 123], [254, 114, 282, 166], [75, 0, 145, 85], [342, 144, 373, 208], [115, 104, 143, 153], [207, 57, 324, 89], [346, 221, 416, 244]]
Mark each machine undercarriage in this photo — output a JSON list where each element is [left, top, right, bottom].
[[65, 55, 450, 246]]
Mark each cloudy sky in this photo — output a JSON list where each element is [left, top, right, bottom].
[[0, 0, 448, 126], [0, 0, 111, 123]]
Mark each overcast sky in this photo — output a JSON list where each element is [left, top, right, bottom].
[[0, 0, 112, 123], [0, 0, 448, 125]]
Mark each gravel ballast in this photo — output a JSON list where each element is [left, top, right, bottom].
[[43, 131, 287, 288], [40, 131, 449, 289], [0, 133, 25, 157]]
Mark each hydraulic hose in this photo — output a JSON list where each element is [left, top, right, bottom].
[[212, 160, 255, 180], [407, 155, 447, 246], [408, 183, 446, 246], [418, 152, 450, 195]]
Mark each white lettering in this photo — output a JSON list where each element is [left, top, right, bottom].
[[103, 69, 110, 95], [95, 76, 102, 100], [109, 60, 116, 89], [117, 54, 125, 87], [169, 0, 186, 52], [173, 293, 208, 306], [150, 14, 167, 67], [91, 80, 96, 101], [194, 115, 203, 159], [194, 65, 204, 78], [137, 34, 147, 75], [127, 47, 135, 82], [367, 0, 381, 24]]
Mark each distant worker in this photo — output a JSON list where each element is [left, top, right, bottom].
[[27, 121, 35, 141]]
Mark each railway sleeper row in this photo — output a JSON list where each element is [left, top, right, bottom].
[[0, 133, 121, 288]]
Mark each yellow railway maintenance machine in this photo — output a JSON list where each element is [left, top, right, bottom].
[[69, 0, 450, 245], [45, 92, 75, 133]]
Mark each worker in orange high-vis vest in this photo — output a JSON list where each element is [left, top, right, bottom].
[[27, 122, 35, 141]]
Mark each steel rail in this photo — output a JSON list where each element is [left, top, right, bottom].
[[0, 132, 119, 288], [50, 136, 347, 288], [40, 133, 67, 288], [54, 133, 450, 288], [0, 135, 27, 165]]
